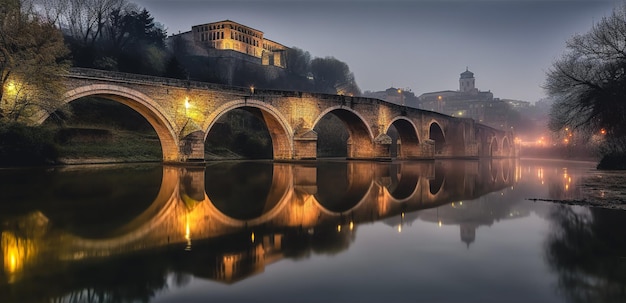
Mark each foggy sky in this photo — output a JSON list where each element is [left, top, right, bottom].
[[133, 0, 617, 103]]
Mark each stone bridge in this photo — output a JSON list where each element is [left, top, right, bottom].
[[34, 68, 516, 163]]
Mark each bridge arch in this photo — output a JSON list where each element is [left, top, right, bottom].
[[39, 84, 180, 162], [313, 106, 375, 159], [204, 99, 294, 160], [429, 121, 446, 155], [386, 117, 420, 159], [502, 136, 511, 157], [490, 137, 499, 157]]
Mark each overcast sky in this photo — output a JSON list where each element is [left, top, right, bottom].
[[133, 0, 618, 103]]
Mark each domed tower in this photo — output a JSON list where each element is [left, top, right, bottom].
[[459, 67, 475, 93]]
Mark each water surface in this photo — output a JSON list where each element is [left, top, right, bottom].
[[1, 159, 625, 303]]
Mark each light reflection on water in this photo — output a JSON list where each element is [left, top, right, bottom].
[[1, 159, 625, 303]]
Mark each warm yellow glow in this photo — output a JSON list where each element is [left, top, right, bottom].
[[397, 89, 402, 94], [185, 216, 192, 251], [437, 95, 442, 100], [401, 212, 405, 219], [6, 80, 17, 94], [337, 225, 342, 232], [397, 225, 402, 233], [459, 201, 463, 206], [3, 231, 37, 283], [251, 232, 255, 243], [601, 129, 607, 135], [184, 97, 190, 110], [438, 221, 442, 227], [349, 221, 354, 231], [250, 86, 255, 94], [458, 111, 463, 116]]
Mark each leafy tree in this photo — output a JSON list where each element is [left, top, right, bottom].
[[285, 47, 311, 77], [0, 0, 70, 122], [544, 3, 626, 161], [310, 56, 360, 96]]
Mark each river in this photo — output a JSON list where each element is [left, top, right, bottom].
[[0, 159, 625, 303]]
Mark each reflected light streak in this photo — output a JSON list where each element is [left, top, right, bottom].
[[185, 216, 192, 251]]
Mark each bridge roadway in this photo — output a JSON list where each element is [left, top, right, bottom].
[[2, 159, 516, 286], [33, 68, 515, 163]]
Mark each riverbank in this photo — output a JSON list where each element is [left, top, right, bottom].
[[527, 162, 626, 210]]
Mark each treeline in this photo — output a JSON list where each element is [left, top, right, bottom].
[[35, 0, 360, 95]]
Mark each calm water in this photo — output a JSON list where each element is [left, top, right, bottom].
[[1, 159, 625, 303]]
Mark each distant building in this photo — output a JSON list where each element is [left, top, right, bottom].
[[418, 69, 514, 130], [170, 20, 289, 68], [362, 87, 419, 107]]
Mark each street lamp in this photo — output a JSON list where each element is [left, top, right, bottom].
[[184, 97, 190, 117], [437, 95, 442, 112], [397, 89, 404, 106]]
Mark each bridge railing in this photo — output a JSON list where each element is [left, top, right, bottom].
[[67, 67, 304, 97]]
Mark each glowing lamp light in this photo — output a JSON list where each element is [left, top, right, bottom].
[[250, 86, 255, 94], [6, 81, 16, 94], [601, 129, 607, 135], [337, 225, 342, 232], [184, 97, 190, 110], [251, 232, 255, 243]]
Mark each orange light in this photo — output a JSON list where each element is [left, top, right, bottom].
[[601, 129, 607, 135]]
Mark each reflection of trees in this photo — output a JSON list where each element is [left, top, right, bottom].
[[3, 252, 171, 303], [546, 206, 626, 303]]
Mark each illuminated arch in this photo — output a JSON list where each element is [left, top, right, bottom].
[[313, 106, 375, 159], [204, 99, 294, 160], [38, 84, 180, 162], [385, 117, 421, 159]]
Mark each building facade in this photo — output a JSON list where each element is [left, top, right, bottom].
[[189, 20, 288, 68], [418, 69, 512, 130]]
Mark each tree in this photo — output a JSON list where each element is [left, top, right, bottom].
[[285, 47, 311, 77], [0, 0, 70, 122], [310, 56, 361, 96], [544, 3, 626, 161]]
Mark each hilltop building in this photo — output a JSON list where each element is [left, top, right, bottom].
[[170, 20, 289, 68], [418, 69, 514, 130]]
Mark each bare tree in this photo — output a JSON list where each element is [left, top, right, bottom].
[[37, 0, 127, 47], [545, 3, 626, 156]]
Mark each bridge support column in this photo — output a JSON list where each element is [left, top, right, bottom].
[[374, 134, 392, 161], [293, 129, 317, 160], [179, 130, 206, 163]]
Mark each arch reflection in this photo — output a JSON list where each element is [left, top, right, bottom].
[[1, 159, 517, 302]]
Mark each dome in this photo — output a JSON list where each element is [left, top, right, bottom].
[[460, 68, 474, 79]]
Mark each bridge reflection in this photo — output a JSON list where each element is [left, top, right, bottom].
[[0, 159, 517, 301]]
